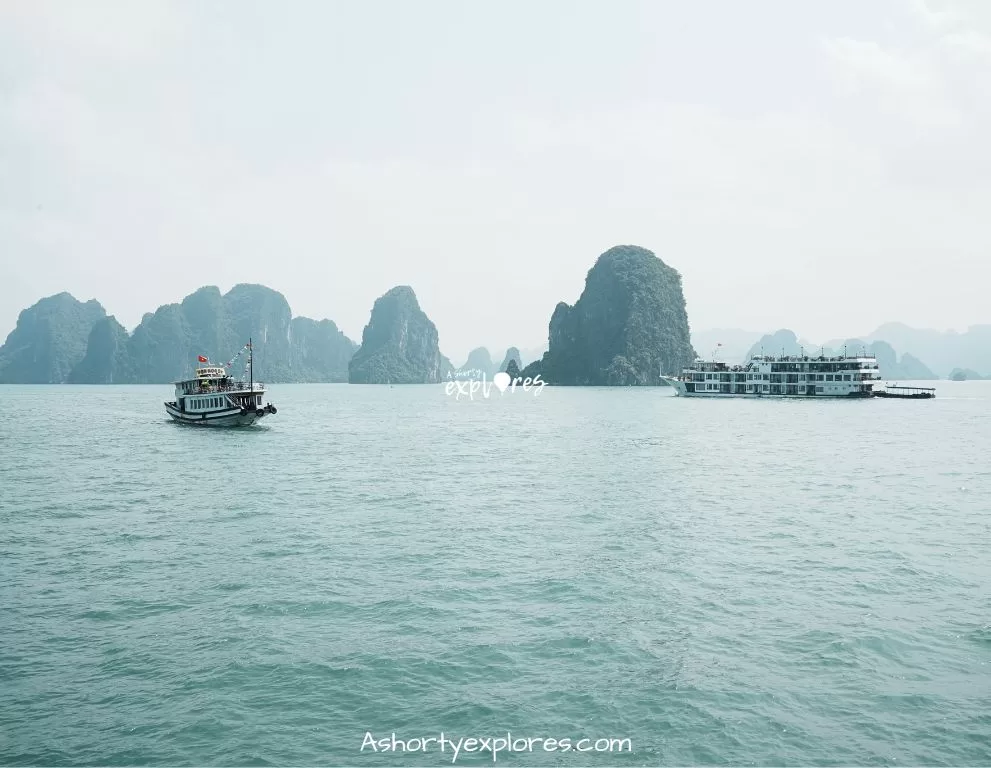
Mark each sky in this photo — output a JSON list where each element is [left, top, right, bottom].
[[2, 0, 990, 365]]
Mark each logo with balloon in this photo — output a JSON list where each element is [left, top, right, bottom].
[[444, 370, 546, 401]]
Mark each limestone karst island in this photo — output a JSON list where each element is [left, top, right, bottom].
[[0, 245, 697, 387], [0, 244, 983, 385]]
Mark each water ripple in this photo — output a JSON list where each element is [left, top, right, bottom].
[[1, 383, 991, 765]]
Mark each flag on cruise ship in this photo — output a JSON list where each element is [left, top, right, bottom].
[[197, 355, 208, 363]]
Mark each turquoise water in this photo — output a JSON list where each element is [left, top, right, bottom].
[[2, 382, 990, 766]]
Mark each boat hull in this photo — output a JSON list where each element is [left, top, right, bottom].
[[165, 402, 272, 426], [672, 392, 874, 398], [875, 391, 934, 399]]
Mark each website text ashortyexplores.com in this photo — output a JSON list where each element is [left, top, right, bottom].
[[361, 732, 633, 762]]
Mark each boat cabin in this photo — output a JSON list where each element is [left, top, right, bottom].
[[173, 366, 265, 413]]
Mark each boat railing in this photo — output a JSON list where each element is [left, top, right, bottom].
[[750, 353, 877, 363], [183, 381, 265, 394]]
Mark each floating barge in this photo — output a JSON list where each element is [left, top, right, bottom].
[[874, 385, 935, 399]]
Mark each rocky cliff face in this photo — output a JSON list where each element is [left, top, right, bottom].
[[0, 286, 357, 383], [68, 316, 133, 384], [348, 286, 447, 384], [289, 317, 356, 382], [523, 245, 695, 385], [0, 293, 106, 383]]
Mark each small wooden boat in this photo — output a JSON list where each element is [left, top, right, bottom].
[[874, 385, 935, 399]]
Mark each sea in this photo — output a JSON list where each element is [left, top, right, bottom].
[[2, 382, 990, 767]]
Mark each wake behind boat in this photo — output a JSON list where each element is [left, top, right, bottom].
[[164, 339, 278, 426]]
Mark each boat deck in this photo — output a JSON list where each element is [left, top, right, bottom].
[[875, 385, 935, 399]]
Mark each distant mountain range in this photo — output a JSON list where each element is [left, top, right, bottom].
[[692, 323, 991, 379], [0, 285, 358, 384], [3, 278, 987, 385]]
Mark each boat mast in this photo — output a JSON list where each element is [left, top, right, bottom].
[[249, 337, 253, 395]]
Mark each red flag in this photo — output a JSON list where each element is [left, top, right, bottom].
[[197, 355, 208, 363]]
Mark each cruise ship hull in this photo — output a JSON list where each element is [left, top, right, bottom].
[[669, 389, 874, 399], [165, 401, 273, 426]]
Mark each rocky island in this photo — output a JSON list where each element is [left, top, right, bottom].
[[348, 286, 450, 384], [0, 285, 357, 384], [949, 368, 986, 381], [0, 293, 108, 384], [499, 347, 522, 373], [521, 245, 695, 385], [458, 347, 497, 378]]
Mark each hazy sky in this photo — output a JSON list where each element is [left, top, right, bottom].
[[2, 0, 989, 364]]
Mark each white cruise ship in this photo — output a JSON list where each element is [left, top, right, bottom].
[[663, 353, 882, 398]]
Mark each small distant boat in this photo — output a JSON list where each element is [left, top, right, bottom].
[[874, 384, 935, 399], [164, 338, 278, 426]]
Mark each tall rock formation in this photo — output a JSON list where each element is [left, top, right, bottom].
[[458, 347, 496, 378], [523, 245, 695, 385], [498, 347, 522, 373], [348, 286, 447, 384], [289, 317, 357, 382], [0, 293, 106, 383], [68, 316, 133, 384], [505, 358, 523, 380], [744, 329, 806, 360]]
